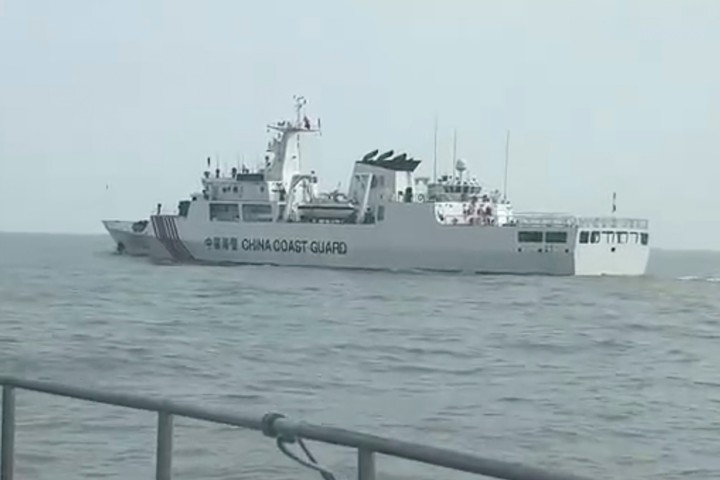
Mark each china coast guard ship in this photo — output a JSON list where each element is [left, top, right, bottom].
[[139, 96, 649, 275]]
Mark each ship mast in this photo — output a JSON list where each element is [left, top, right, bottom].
[[503, 130, 510, 202], [433, 114, 438, 183], [293, 95, 307, 171], [451, 128, 457, 181]]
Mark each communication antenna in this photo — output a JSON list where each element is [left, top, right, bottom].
[[451, 129, 457, 181], [503, 130, 510, 201], [433, 114, 438, 182]]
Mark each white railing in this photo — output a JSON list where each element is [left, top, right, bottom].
[[511, 213, 578, 228], [576, 217, 649, 229], [511, 214, 649, 230], [0, 377, 595, 480]]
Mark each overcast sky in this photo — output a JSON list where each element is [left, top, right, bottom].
[[1, 0, 718, 249]]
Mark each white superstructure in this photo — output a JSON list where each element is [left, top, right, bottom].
[[141, 97, 649, 275]]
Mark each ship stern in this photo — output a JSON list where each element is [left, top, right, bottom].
[[572, 218, 650, 276]]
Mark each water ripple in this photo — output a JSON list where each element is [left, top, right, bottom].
[[1, 234, 720, 480]]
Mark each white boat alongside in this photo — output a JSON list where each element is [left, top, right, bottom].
[[145, 97, 650, 276], [102, 219, 154, 256]]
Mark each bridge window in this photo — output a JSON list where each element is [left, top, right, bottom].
[[617, 231, 628, 244], [209, 203, 240, 222], [178, 200, 191, 218], [641, 233, 649, 245], [591, 231, 601, 244], [518, 231, 543, 243], [579, 231, 589, 244], [630, 232, 639, 244], [602, 230, 615, 243], [242, 203, 273, 222], [545, 231, 568, 243]]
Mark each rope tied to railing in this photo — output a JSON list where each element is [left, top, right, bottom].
[[262, 412, 338, 480], [261, 412, 285, 438]]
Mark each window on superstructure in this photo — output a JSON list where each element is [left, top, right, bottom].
[[242, 203, 273, 222], [602, 230, 615, 243], [617, 232, 628, 244], [641, 233, 649, 245], [178, 200, 191, 218], [518, 231, 543, 243], [630, 232, 639, 244], [545, 231, 568, 243], [590, 231, 601, 243], [579, 231, 589, 244], [209, 203, 240, 222]]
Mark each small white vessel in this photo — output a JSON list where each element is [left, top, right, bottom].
[[143, 96, 649, 276], [102, 219, 154, 256]]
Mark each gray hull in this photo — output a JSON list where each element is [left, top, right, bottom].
[[147, 204, 650, 276]]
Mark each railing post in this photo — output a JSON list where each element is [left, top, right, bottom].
[[1, 386, 15, 480], [155, 411, 173, 480], [357, 449, 375, 480]]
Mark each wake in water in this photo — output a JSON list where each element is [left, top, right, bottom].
[[677, 275, 720, 283]]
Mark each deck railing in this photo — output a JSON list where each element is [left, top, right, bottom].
[[576, 217, 649, 229], [513, 214, 649, 230], [512, 213, 578, 228], [1, 377, 594, 480]]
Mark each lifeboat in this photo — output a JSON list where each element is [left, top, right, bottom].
[[297, 192, 357, 222]]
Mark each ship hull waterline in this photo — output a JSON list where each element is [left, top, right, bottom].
[[147, 211, 650, 276]]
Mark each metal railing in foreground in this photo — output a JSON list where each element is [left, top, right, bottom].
[[0, 377, 594, 480]]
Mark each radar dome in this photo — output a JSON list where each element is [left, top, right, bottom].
[[455, 158, 467, 172]]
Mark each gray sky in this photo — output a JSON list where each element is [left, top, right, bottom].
[[1, 0, 718, 249]]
